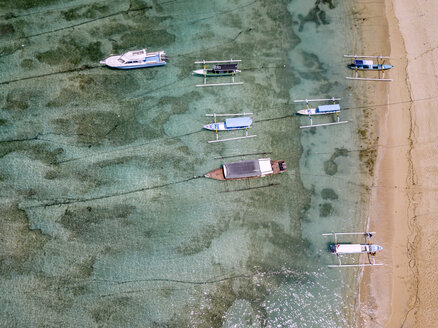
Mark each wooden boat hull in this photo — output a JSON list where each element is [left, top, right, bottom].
[[205, 160, 286, 181]]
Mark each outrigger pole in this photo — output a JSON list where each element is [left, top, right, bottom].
[[322, 231, 376, 244], [214, 151, 272, 159], [344, 55, 390, 59], [205, 112, 257, 143], [194, 59, 242, 64], [205, 112, 253, 116], [328, 263, 383, 268]]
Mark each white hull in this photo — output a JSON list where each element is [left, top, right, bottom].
[[297, 109, 339, 116], [203, 122, 250, 131], [193, 69, 241, 76]]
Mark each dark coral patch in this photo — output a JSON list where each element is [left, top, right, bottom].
[[36, 37, 103, 67], [0, 23, 15, 38], [59, 205, 135, 237], [323, 148, 349, 176], [61, 4, 109, 21], [319, 203, 333, 217], [0, 204, 49, 276], [321, 188, 338, 200]]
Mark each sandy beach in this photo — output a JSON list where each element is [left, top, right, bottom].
[[358, 0, 438, 326]]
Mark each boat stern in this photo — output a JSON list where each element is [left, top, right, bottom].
[[160, 51, 169, 62]]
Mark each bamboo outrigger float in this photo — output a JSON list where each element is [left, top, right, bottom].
[[322, 232, 383, 268], [194, 59, 243, 87], [204, 112, 256, 143], [344, 54, 393, 81], [294, 97, 348, 128]]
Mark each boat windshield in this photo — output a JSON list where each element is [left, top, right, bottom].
[[118, 58, 125, 63]]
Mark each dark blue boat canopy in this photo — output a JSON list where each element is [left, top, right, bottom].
[[213, 63, 238, 71]]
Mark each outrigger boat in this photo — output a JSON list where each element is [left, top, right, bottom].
[[322, 232, 383, 268], [100, 48, 168, 69], [204, 113, 256, 143], [193, 63, 241, 77], [205, 158, 286, 180], [205, 153, 286, 192], [294, 97, 348, 128], [194, 59, 243, 87], [344, 54, 393, 81]]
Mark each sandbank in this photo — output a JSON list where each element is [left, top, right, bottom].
[[358, 0, 438, 326]]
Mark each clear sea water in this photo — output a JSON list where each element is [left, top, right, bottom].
[[0, 0, 369, 327]]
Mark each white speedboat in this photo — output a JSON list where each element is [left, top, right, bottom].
[[100, 49, 168, 69]]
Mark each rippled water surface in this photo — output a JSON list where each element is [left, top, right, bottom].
[[1, 0, 368, 326]]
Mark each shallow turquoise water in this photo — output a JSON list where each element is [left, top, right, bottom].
[[1, 0, 368, 327]]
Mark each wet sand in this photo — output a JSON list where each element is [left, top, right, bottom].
[[358, 0, 438, 326]]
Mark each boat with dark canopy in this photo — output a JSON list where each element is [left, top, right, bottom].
[[194, 59, 243, 87], [193, 63, 241, 77]]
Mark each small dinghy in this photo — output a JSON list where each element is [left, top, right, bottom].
[[100, 48, 168, 69]]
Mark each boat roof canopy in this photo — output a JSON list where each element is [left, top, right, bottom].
[[223, 158, 272, 179], [258, 158, 273, 175], [317, 104, 341, 112], [121, 49, 147, 61], [354, 59, 373, 65], [336, 244, 364, 254], [225, 117, 252, 128], [214, 63, 238, 70]]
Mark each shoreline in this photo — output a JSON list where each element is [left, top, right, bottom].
[[359, 0, 438, 326]]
